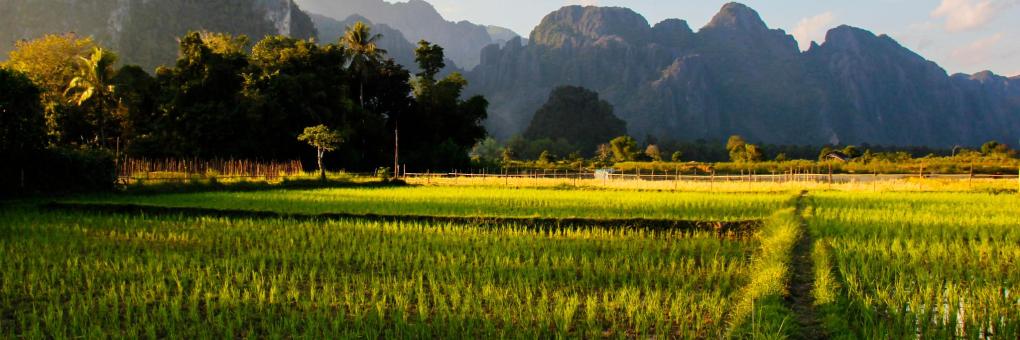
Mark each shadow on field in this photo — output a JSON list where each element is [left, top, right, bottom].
[[121, 179, 407, 195], [43, 202, 761, 237]]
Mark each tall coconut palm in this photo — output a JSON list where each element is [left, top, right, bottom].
[[341, 21, 386, 108], [65, 47, 117, 148]]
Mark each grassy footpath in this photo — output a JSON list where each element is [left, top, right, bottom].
[[726, 194, 803, 338]]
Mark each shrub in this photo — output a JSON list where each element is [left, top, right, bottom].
[[1, 148, 116, 196]]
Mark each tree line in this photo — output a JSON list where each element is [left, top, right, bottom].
[[472, 85, 1016, 170], [1, 24, 489, 192]]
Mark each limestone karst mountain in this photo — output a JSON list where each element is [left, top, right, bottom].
[[0, 0, 317, 71], [468, 3, 1019, 147], [294, 0, 519, 69]]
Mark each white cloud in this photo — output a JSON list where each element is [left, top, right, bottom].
[[951, 32, 1004, 67], [792, 12, 836, 51], [931, 0, 1017, 32]]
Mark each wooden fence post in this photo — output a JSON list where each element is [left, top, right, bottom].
[[828, 162, 833, 184]]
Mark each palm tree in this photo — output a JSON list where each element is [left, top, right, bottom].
[[65, 47, 117, 148], [341, 22, 386, 108]]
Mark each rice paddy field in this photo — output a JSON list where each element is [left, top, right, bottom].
[[807, 192, 1020, 338], [64, 186, 787, 221], [2, 180, 1018, 338]]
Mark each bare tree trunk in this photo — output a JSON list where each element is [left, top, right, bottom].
[[98, 99, 106, 149], [393, 120, 399, 179], [317, 148, 326, 182]]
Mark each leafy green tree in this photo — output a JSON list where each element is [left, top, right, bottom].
[[298, 125, 343, 181], [726, 135, 747, 153], [724, 135, 763, 163], [341, 22, 386, 107], [593, 144, 613, 167], [200, 31, 250, 55], [524, 86, 627, 157], [744, 144, 764, 162], [65, 48, 119, 148], [402, 44, 487, 170], [645, 144, 663, 162], [414, 40, 445, 82], [3, 33, 96, 142], [470, 137, 503, 164], [148, 32, 251, 158], [842, 145, 861, 159], [246, 35, 362, 161], [980, 140, 1013, 156], [538, 150, 554, 164], [610, 136, 638, 162], [981, 141, 1001, 155], [671, 150, 684, 162], [502, 147, 515, 164], [774, 153, 788, 162], [726, 135, 748, 162], [0, 68, 47, 156], [818, 146, 834, 161], [112, 65, 159, 156]]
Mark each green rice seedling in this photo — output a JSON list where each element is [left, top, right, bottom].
[[66, 186, 787, 221], [0, 205, 759, 338], [726, 207, 801, 338], [807, 192, 1020, 338]]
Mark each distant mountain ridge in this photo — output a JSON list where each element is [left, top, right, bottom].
[[310, 14, 418, 70], [309, 13, 461, 75], [294, 0, 519, 69], [0, 0, 317, 71], [468, 3, 1020, 147]]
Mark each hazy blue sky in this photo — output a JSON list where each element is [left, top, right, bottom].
[[388, 0, 1019, 76]]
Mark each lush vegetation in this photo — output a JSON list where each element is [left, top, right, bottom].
[[67, 187, 786, 221], [0, 201, 762, 338], [1, 25, 489, 195], [5, 177, 1020, 338], [0, 0, 317, 71], [807, 192, 1020, 338], [522, 86, 627, 158], [481, 136, 1019, 175], [2, 5, 1018, 338]]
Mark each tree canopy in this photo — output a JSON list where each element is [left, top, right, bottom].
[[3, 28, 487, 172], [524, 86, 627, 157], [0, 68, 46, 156]]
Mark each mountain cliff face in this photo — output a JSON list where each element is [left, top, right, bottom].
[[310, 14, 418, 70], [0, 0, 317, 71], [469, 3, 1020, 147], [294, 0, 518, 69], [310, 14, 461, 76]]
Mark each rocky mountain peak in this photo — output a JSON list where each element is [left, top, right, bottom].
[[652, 19, 694, 47], [530, 6, 651, 48], [703, 2, 768, 32], [970, 70, 1000, 82], [819, 25, 877, 52]]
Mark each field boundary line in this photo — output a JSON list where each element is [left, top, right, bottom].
[[43, 202, 762, 235], [724, 194, 802, 338], [786, 191, 828, 339]]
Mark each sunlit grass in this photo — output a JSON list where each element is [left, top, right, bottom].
[[807, 192, 1020, 338], [0, 208, 755, 338], [67, 186, 787, 221], [405, 176, 1017, 193]]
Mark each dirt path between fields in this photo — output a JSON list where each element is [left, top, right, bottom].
[[788, 191, 827, 339]]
